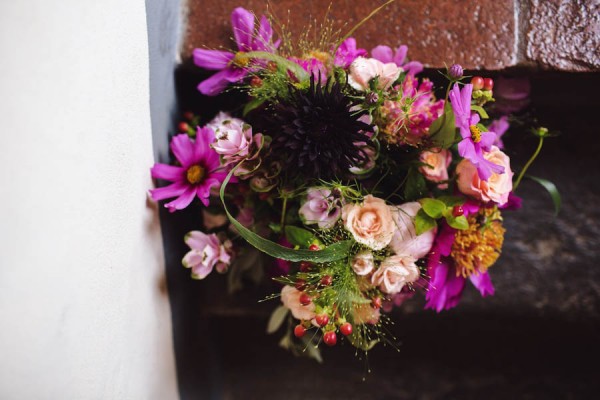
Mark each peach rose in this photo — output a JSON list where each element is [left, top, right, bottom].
[[280, 285, 316, 321], [352, 250, 375, 275], [456, 146, 514, 205], [389, 202, 436, 259], [419, 148, 452, 188], [342, 195, 396, 250], [348, 57, 402, 91], [371, 255, 420, 294]]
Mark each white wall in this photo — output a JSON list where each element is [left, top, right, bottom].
[[0, 1, 178, 398]]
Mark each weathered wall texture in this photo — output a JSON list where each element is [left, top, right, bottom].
[[182, 0, 600, 71], [0, 0, 178, 398]]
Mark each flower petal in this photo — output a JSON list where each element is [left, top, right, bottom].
[[479, 131, 496, 151], [255, 15, 275, 51], [403, 60, 423, 75], [149, 182, 188, 201], [193, 49, 234, 70], [458, 138, 477, 160], [371, 45, 393, 63], [469, 271, 495, 296], [150, 163, 184, 182], [393, 45, 408, 66], [231, 7, 255, 51], [197, 69, 234, 96], [170, 134, 195, 167], [164, 186, 197, 212]]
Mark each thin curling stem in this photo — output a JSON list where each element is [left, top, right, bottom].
[[513, 136, 544, 191]]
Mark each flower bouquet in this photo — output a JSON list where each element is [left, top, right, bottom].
[[150, 3, 557, 360]]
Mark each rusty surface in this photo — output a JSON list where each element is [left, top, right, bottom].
[[183, 0, 517, 70]]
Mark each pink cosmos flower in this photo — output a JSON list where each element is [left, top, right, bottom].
[[449, 83, 504, 181], [150, 128, 228, 212], [182, 231, 231, 279], [334, 37, 367, 68], [371, 44, 423, 75], [299, 188, 343, 229], [488, 116, 509, 149], [193, 8, 279, 96]]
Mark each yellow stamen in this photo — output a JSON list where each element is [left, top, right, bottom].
[[232, 52, 250, 68], [469, 125, 482, 143], [186, 165, 205, 185], [451, 208, 505, 278], [306, 50, 331, 64]]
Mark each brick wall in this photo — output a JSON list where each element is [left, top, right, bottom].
[[182, 0, 599, 71]]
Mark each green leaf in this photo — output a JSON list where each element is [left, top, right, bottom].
[[285, 226, 315, 247], [220, 166, 352, 262], [300, 336, 323, 363], [420, 198, 446, 219], [429, 103, 457, 149], [266, 306, 289, 334], [243, 98, 265, 116], [438, 196, 465, 207], [404, 168, 427, 201], [347, 332, 379, 351], [471, 105, 489, 119], [527, 175, 561, 216], [446, 215, 469, 230], [415, 209, 437, 235]]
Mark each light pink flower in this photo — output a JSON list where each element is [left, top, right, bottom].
[[419, 148, 452, 188], [352, 250, 375, 276], [371, 255, 420, 294], [208, 112, 263, 166], [280, 285, 316, 321], [182, 231, 231, 279], [342, 195, 396, 250], [348, 57, 402, 91], [389, 202, 436, 259], [299, 188, 343, 229], [456, 146, 514, 206]]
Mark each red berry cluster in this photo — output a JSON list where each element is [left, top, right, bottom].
[[471, 76, 494, 91]]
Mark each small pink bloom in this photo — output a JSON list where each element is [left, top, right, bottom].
[[352, 250, 375, 276], [182, 231, 231, 279], [371, 255, 420, 294], [208, 112, 262, 166], [389, 202, 436, 259], [299, 188, 343, 229], [342, 195, 396, 250], [348, 57, 402, 92], [419, 148, 452, 188], [280, 285, 316, 321], [456, 146, 514, 206]]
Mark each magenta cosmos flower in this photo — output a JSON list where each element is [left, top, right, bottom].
[[193, 7, 278, 96], [371, 44, 423, 75], [449, 83, 504, 181], [150, 127, 228, 212]]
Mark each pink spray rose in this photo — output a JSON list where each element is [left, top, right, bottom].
[[298, 188, 343, 229], [348, 57, 402, 91], [371, 255, 420, 294], [342, 195, 396, 250], [389, 202, 436, 259], [182, 231, 231, 279], [280, 285, 316, 321], [208, 112, 263, 166], [419, 148, 452, 188], [352, 250, 375, 276], [456, 146, 514, 206]]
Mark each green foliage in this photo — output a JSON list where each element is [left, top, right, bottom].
[[527, 175, 561, 216], [415, 209, 436, 235], [429, 102, 457, 149], [471, 104, 489, 119], [284, 226, 315, 247], [404, 168, 427, 201]]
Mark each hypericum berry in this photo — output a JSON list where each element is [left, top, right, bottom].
[[483, 77, 494, 91], [299, 261, 312, 272], [471, 76, 484, 90], [295, 279, 307, 291], [323, 331, 337, 346], [250, 76, 263, 87], [294, 324, 306, 338], [320, 275, 333, 286], [183, 111, 194, 121], [299, 293, 312, 306], [372, 297, 382, 309], [340, 322, 353, 336], [178, 122, 189, 132], [309, 244, 320, 251], [453, 205, 464, 217], [315, 314, 329, 327]]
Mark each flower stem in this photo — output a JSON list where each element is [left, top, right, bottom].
[[513, 136, 544, 191], [280, 195, 288, 228]]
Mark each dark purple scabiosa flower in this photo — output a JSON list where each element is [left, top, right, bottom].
[[261, 76, 374, 181]]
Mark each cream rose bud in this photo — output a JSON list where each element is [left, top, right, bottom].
[[419, 148, 452, 188], [348, 57, 402, 92], [352, 250, 375, 275], [371, 255, 420, 294], [389, 202, 436, 260], [342, 195, 396, 250], [280, 285, 316, 321], [456, 146, 514, 206]]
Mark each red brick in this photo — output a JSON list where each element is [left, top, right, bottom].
[[183, 0, 517, 70], [526, 0, 600, 71]]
